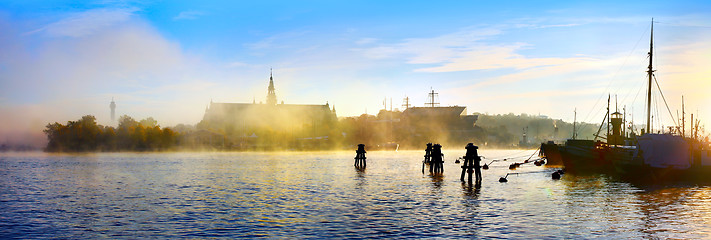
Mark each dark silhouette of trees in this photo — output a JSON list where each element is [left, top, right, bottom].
[[43, 115, 179, 152], [43, 111, 598, 152]]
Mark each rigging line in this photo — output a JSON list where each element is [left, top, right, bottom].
[[525, 148, 540, 162], [580, 25, 650, 125], [630, 78, 645, 109], [576, 104, 607, 135], [653, 74, 678, 127], [620, 57, 653, 104], [654, 86, 674, 133], [654, 36, 660, 83], [487, 149, 535, 160], [657, 21, 711, 29], [653, 90, 661, 132]]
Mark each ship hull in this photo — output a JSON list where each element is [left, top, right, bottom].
[[540, 142, 563, 166], [558, 140, 612, 173]]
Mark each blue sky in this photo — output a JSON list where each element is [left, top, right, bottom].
[[1, 0, 711, 144]]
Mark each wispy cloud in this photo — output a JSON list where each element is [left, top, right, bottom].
[[357, 25, 593, 73], [173, 10, 206, 21], [512, 23, 582, 29], [245, 31, 312, 50], [28, 8, 138, 37], [355, 38, 377, 45], [358, 27, 502, 64]]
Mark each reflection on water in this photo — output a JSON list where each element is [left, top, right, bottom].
[[1, 150, 711, 238]]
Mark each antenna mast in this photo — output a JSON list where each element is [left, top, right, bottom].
[[425, 88, 440, 107], [402, 96, 411, 109], [573, 108, 577, 139], [682, 95, 685, 137], [645, 19, 654, 134]]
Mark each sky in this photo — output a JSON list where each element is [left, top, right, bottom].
[[1, 0, 711, 146]]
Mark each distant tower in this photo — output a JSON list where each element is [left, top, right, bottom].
[[110, 97, 116, 121], [402, 96, 411, 109], [267, 69, 277, 105], [425, 88, 440, 107]]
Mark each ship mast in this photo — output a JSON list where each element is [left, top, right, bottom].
[[645, 19, 654, 134], [425, 88, 440, 107]]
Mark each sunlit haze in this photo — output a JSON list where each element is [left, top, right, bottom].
[[1, 1, 710, 146]]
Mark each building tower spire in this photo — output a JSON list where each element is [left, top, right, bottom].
[[267, 68, 277, 105], [110, 97, 116, 122]]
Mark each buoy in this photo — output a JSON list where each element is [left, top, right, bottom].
[[499, 173, 517, 182], [552, 171, 561, 180], [509, 163, 520, 170], [482, 164, 489, 170]]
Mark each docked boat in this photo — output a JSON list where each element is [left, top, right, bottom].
[[541, 20, 711, 181]]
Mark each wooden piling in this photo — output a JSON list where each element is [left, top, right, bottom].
[[460, 143, 481, 185], [431, 144, 444, 174], [355, 144, 367, 169], [423, 143, 432, 173]]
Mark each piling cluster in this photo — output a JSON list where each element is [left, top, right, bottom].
[[354, 144, 367, 169], [460, 143, 482, 185], [430, 144, 444, 174], [354, 143, 555, 185], [422, 143, 444, 174]]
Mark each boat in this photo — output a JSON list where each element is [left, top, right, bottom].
[[540, 106, 617, 173], [606, 20, 711, 182], [541, 19, 711, 181]]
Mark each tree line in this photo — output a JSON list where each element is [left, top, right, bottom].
[[44, 115, 178, 152], [45, 112, 595, 152]]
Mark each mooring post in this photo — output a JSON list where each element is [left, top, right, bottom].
[[431, 144, 444, 174], [423, 143, 432, 173], [355, 144, 367, 168], [460, 154, 467, 181], [474, 145, 481, 184], [460, 143, 481, 185]]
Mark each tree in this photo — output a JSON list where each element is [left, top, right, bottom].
[[44, 114, 181, 152], [140, 117, 158, 128]]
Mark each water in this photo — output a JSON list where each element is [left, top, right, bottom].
[[2, 150, 711, 239]]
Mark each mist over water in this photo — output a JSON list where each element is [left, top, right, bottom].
[[2, 150, 710, 238]]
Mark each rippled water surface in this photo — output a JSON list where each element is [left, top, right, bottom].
[[2, 150, 711, 239]]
